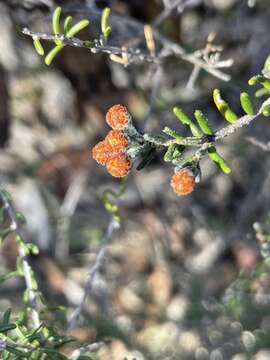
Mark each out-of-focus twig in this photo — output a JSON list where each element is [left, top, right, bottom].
[[71, 341, 106, 360], [141, 65, 164, 131], [246, 136, 270, 152], [55, 170, 88, 260], [68, 218, 120, 330], [153, 0, 183, 27]]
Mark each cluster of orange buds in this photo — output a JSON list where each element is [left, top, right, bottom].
[[92, 105, 132, 178], [170, 168, 196, 196]]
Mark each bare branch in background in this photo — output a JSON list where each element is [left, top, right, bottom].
[[246, 136, 270, 152], [55, 170, 88, 260], [68, 218, 120, 330]]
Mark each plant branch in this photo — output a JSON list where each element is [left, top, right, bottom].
[[0, 189, 41, 329], [22, 27, 231, 81], [68, 218, 120, 330]]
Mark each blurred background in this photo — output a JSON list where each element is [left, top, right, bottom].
[[1, 0, 270, 359]]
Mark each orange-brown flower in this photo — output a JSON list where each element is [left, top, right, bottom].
[[92, 140, 113, 166], [106, 153, 131, 178], [105, 130, 129, 153], [106, 104, 131, 130], [170, 169, 195, 196]]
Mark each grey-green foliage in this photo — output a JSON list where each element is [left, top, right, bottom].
[[0, 190, 94, 360]]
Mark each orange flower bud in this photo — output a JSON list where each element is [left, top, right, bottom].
[[170, 169, 195, 196], [92, 141, 113, 166], [106, 104, 131, 130], [106, 153, 131, 178], [105, 130, 129, 153]]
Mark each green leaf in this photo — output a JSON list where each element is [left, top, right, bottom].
[[0, 228, 12, 245], [213, 89, 238, 124], [173, 107, 201, 137], [44, 44, 64, 66], [0, 271, 19, 284], [248, 75, 265, 85], [52, 7, 62, 45], [3, 309, 12, 325], [194, 110, 213, 135], [248, 75, 270, 90], [101, 7, 112, 40], [16, 212, 26, 225], [240, 92, 255, 115], [255, 87, 270, 98], [33, 37, 44, 56], [26, 243, 39, 255], [136, 146, 156, 170], [164, 144, 177, 162], [162, 126, 183, 140], [6, 345, 27, 357], [66, 20, 90, 38], [0, 324, 17, 333], [207, 146, 231, 174], [164, 144, 185, 162], [53, 7, 61, 34], [262, 104, 270, 117], [264, 54, 270, 72], [63, 16, 73, 34]]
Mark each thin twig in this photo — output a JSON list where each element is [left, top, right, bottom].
[[141, 65, 164, 131], [0, 189, 41, 329], [153, 0, 184, 27], [68, 218, 120, 330], [71, 341, 106, 360], [246, 136, 270, 152], [55, 170, 88, 260]]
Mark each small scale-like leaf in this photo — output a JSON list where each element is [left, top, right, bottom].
[[0, 271, 19, 284], [264, 54, 270, 73], [45, 44, 64, 66], [164, 144, 177, 162], [52, 6, 62, 45], [3, 309, 11, 325], [255, 87, 269, 98], [64, 16, 73, 34], [194, 110, 213, 135], [66, 19, 90, 38], [6, 345, 28, 357], [213, 89, 237, 124], [53, 7, 61, 35], [173, 107, 201, 137], [208, 146, 231, 174], [162, 126, 183, 140], [240, 92, 255, 115], [137, 146, 156, 170], [26, 243, 39, 255], [262, 104, 270, 117], [33, 37, 44, 56], [101, 7, 112, 40], [248, 75, 270, 90], [0, 323, 17, 333]]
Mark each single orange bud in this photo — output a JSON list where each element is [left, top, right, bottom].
[[170, 169, 195, 196], [106, 104, 131, 130], [92, 141, 113, 166], [105, 130, 129, 153], [106, 153, 131, 178]]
